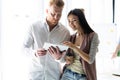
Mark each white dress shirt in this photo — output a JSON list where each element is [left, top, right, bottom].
[[23, 20, 70, 80]]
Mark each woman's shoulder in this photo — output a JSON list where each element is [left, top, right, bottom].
[[88, 32, 99, 43], [89, 32, 98, 38], [90, 32, 100, 44]]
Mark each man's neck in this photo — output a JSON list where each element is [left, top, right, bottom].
[[46, 20, 57, 31]]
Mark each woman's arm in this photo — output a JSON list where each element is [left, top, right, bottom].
[[63, 33, 99, 64]]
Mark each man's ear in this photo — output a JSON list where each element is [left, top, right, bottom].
[[46, 9, 48, 14]]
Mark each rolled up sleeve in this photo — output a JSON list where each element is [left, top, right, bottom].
[[89, 33, 99, 64]]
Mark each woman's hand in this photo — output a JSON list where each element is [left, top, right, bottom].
[[63, 41, 76, 50]]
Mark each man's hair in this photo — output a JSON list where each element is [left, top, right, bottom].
[[49, 0, 64, 7]]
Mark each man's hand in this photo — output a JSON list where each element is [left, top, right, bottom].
[[35, 48, 47, 57], [48, 46, 65, 60]]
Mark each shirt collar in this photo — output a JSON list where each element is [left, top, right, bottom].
[[44, 19, 60, 32]]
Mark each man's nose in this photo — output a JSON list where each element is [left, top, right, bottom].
[[54, 15, 59, 20]]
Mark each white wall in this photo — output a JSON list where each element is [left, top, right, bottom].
[[94, 24, 117, 73], [115, 0, 120, 38]]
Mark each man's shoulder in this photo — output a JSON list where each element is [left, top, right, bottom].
[[32, 20, 43, 26], [58, 23, 69, 31], [31, 20, 45, 29], [58, 22, 65, 27]]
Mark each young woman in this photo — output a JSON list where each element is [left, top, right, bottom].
[[60, 9, 99, 80]]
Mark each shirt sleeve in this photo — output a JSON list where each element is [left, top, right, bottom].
[[89, 33, 100, 64], [22, 25, 35, 57]]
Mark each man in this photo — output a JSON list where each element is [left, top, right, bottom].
[[23, 0, 70, 80]]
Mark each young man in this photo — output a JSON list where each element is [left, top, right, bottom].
[[23, 0, 70, 80]]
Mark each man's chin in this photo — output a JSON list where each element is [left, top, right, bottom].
[[52, 22, 58, 25]]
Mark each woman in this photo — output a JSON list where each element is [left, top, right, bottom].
[[61, 9, 99, 80]]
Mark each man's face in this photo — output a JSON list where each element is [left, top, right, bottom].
[[46, 5, 63, 25]]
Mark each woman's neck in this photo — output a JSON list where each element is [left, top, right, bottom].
[[76, 31, 84, 37]]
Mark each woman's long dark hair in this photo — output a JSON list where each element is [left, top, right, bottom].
[[67, 8, 94, 34]]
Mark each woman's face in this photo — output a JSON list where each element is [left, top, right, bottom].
[[67, 14, 82, 32]]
